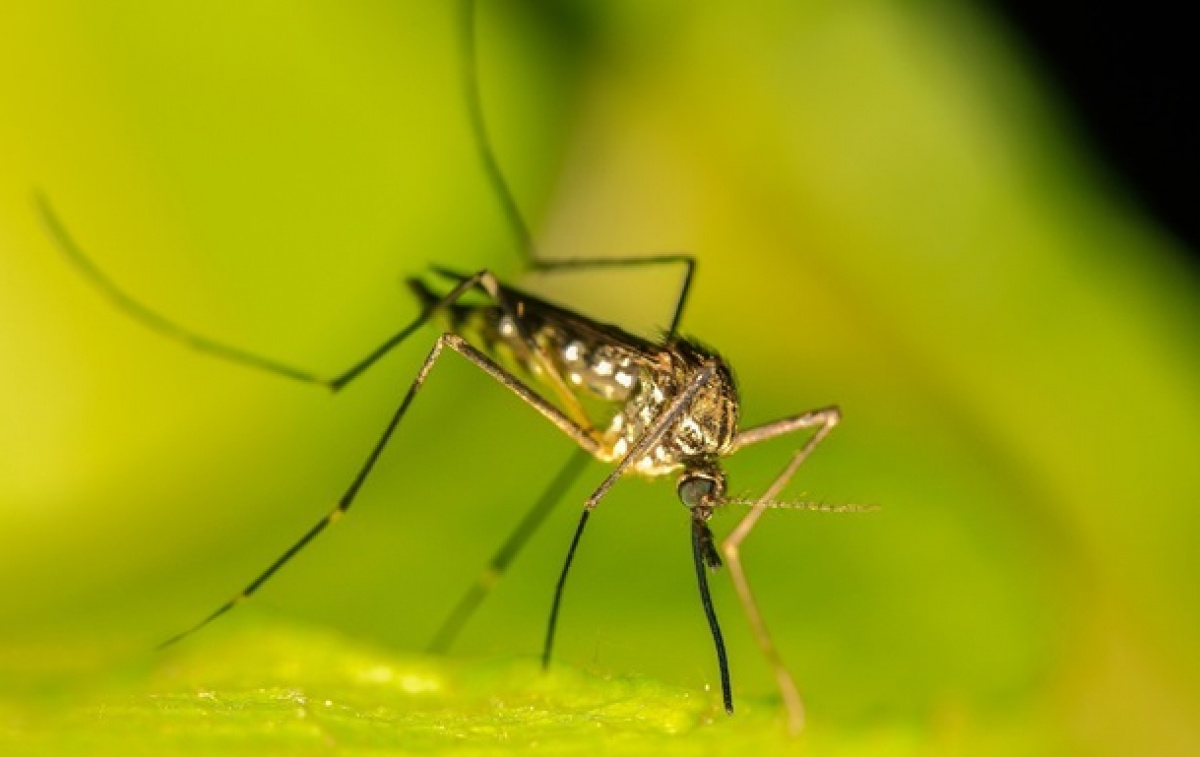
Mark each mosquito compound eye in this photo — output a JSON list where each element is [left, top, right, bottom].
[[678, 475, 718, 509]]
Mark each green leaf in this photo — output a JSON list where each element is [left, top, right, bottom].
[[2, 622, 866, 756]]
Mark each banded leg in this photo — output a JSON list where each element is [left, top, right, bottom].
[[721, 406, 841, 734], [162, 332, 601, 647]]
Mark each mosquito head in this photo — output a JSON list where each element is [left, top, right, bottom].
[[677, 464, 726, 520]]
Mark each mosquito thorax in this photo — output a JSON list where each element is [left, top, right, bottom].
[[601, 340, 740, 477]]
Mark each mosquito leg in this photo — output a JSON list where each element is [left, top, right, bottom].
[[35, 192, 504, 396], [459, 0, 696, 337], [541, 361, 721, 669], [163, 332, 599, 647], [541, 508, 591, 668], [326, 270, 507, 391], [729, 405, 841, 457], [39, 191, 544, 397], [459, 0, 695, 338], [526, 255, 696, 339], [720, 406, 840, 734], [427, 447, 592, 654], [35, 192, 332, 387], [456, 0, 535, 261], [159, 332, 469, 647]]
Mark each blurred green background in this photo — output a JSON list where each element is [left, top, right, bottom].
[[1, 0, 1198, 754]]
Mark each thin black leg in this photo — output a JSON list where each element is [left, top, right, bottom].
[[542, 508, 591, 669], [161, 331, 598, 648]]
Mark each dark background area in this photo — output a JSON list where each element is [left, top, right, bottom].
[[990, 3, 1200, 268]]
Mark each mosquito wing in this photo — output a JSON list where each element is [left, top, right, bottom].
[[411, 268, 669, 435]]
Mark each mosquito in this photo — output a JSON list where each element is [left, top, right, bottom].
[[35, 0, 867, 735]]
